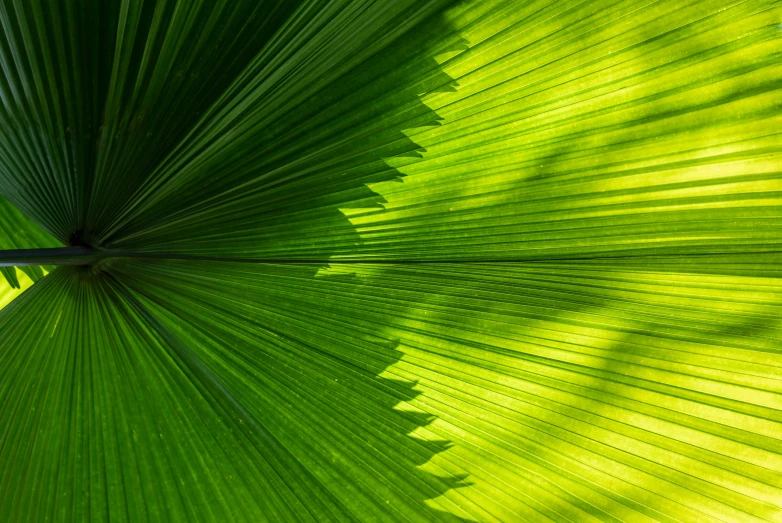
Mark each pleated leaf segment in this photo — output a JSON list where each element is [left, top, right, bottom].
[[1, 1, 781, 522]]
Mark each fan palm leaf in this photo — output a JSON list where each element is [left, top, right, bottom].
[[1, 0, 781, 521]]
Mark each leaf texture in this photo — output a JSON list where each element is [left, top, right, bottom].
[[0, 194, 59, 286], [0, 0, 781, 522]]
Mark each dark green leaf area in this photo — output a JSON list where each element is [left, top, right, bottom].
[[0, 263, 470, 522]]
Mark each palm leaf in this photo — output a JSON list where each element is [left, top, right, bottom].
[[0, 194, 59, 286], [0, 1, 781, 522], [0, 266, 34, 306]]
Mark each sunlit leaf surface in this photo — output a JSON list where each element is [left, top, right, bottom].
[[0, 1, 781, 522]]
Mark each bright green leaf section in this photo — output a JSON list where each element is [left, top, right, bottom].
[[100, 0, 782, 261], [74, 258, 782, 521], [0, 263, 470, 522], [346, 0, 782, 260], [4, 258, 780, 521], [340, 260, 782, 522], [0, 268, 33, 306], [0, 1, 781, 522], [0, 267, 354, 522]]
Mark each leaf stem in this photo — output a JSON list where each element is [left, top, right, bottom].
[[0, 247, 105, 266]]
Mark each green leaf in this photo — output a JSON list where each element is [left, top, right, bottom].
[[1, 0, 781, 522], [96, 0, 782, 262], [0, 266, 19, 288], [0, 194, 59, 286], [0, 266, 33, 305]]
